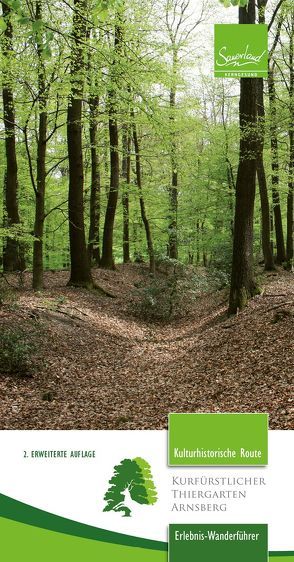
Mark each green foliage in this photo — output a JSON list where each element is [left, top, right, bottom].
[[17, 16, 31, 25], [132, 262, 230, 323], [0, 17, 8, 31], [218, 0, 248, 6], [5, 0, 22, 13], [133, 270, 180, 322], [0, 224, 34, 246], [0, 322, 41, 377], [93, 0, 121, 22], [32, 19, 43, 33], [0, 0, 291, 290]]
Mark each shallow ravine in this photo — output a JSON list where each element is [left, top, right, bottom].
[[0, 266, 293, 430]]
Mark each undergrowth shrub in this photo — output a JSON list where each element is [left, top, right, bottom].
[[132, 260, 230, 323], [0, 322, 42, 377]]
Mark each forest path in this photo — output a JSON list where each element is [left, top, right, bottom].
[[0, 265, 293, 429]]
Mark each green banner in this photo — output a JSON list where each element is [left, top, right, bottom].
[[169, 524, 268, 562], [169, 413, 268, 465]]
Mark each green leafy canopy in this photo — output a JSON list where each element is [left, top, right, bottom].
[[0, 17, 7, 31], [93, 0, 123, 22], [219, 0, 249, 7], [2, 0, 22, 13]]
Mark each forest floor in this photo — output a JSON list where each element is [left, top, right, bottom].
[[0, 264, 293, 430]]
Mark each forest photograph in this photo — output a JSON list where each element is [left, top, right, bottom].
[[0, 0, 293, 430]]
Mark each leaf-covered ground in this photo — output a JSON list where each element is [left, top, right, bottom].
[[0, 265, 293, 430]]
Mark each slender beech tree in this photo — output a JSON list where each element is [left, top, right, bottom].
[[229, 0, 259, 314], [286, 8, 294, 269], [1, 1, 25, 272], [32, 1, 48, 289], [220, 84, 235, 237], [67, 0, 93, 286], [87, 51, 101, 266], [122, 124, 131, 263], [132, 109, 155, 275], [88, 92, 101, 265], [164, 0, 205, 259], [268, 64, 286, 263], [168, 42, 179, 260], [100, 20, 122, 269], [256, 0, 275, 270], [268, 8, 286, 264]]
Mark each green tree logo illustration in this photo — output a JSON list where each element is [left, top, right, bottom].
[[103, 457, 158, 517]]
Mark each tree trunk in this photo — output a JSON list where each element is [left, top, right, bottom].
[[67, 0, 92, 287], [100, 103, 120, 269], [168, 49, 178, 259], [256, 0, 275, 271], [221, 89, 235, 236], [226, 157, 235, 237], [257, 158, 275, 270], [122, 124, 131, 263], [255, 81, 274, 271], [196, 219, 200, 264], [286, 11, 294, 269], [268, 66, 286, 264], [229, 0, 259, 314], [201, 220, 207, 267], [132, 112, 155, 275], [88, 94, 101, 266], [33, 1, 47, 290], [100, 24, 122, 270], [1, 2, 25, 272]]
